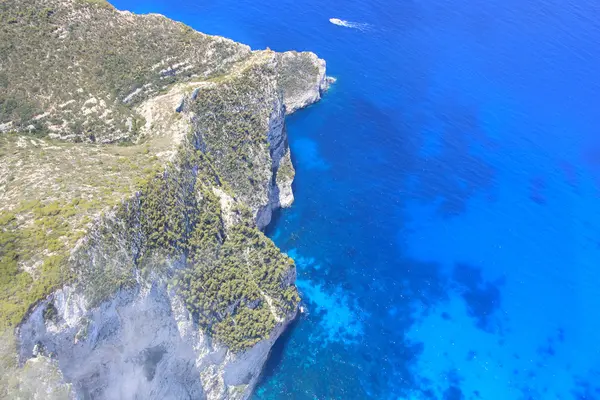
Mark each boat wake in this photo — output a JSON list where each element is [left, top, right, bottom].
[[329, 18, 370, 31]]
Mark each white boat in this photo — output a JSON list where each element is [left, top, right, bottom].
[[329, 18, 346, 26], [329, 18, 370, 31]]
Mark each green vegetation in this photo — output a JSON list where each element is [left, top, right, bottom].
[[276, 52, 321, 108], [276, 152, 295, 185], [43, 302, 58, 322], [75, 0, 114, 9], [0, 0, 251, 141], [0, 200, 87, 328], [191, 60, 276, 209], [177, 221, 298, 351], [64, 139, 298, 350], [0, 132, 165, 328]]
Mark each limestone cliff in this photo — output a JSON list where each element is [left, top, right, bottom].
[[0, 0, 329, 398]]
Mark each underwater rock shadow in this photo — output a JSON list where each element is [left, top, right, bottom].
[[322, 96, 496, 220], [452, 263, 504, 333]]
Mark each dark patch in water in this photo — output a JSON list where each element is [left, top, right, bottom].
[[559, 160, 579, 188], [446, 369, 463, 385], [529, 176, 547, 204], [572, 372, 600, 399], [537, 338, 556, 358], [400, 259, 451, 310], [444, 386, 464, 400], [452, 263, 502, 332], [466, 350, 477, 361], [424, 104, 496, 218]]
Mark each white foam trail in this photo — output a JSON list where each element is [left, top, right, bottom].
[[329, 18, 370, 31]]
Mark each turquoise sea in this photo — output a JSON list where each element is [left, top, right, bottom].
[[112, 0, 600, 398]]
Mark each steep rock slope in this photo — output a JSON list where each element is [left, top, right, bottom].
[[0, 0, 329, 398]]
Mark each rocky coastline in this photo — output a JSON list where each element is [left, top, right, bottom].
[[0, 1, 329, 398]]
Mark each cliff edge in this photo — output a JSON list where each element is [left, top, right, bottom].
[[0, 0, 329, 398]]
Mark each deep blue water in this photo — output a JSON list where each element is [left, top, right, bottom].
[[112, 0, 600, 398]]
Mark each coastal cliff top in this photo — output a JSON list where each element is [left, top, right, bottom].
[[0, 0, 324, 142], [0, 0, 251, 142]]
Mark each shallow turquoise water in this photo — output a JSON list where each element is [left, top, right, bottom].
[[112, 0, 600, 398]]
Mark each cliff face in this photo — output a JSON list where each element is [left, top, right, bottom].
[[0, 1, 328, 398], [18, 273, 295, 400]]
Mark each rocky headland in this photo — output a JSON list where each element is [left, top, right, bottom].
[[0, 0, 328, 398]]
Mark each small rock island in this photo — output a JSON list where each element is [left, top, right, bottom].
[[0, 0, 329, 398]]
